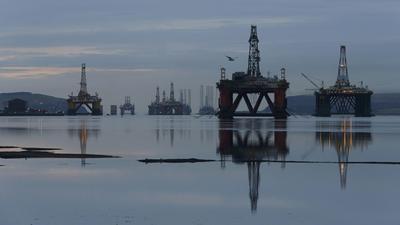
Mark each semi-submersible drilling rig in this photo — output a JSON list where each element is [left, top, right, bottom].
[[67, 64, 103, 115], [217, 25, 289, 119], [314, 46, 373, 117]]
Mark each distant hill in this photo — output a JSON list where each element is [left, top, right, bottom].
[[286, 95, 314, 115], [371, 93, 400, 115], [0, 92, 67, 113], [287, 93, 400, 115]]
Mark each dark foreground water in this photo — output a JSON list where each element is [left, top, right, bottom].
[[0, 115, 399, 225]]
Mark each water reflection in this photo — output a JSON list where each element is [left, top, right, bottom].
[[200, 126, 214, 144], [0, 118, 45, 136], [155, 118, 192, 147], [217, 119, 288, 212], [315, 120, 372, 189], [68, 119, 101, 167]]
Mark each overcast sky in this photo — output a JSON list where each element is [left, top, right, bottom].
[[1, 0, 399, 113]]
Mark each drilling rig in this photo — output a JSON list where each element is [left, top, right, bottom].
[[148, 83, 191, 115], [314, 46, 373, 117], [120, 96, 135, 115], [67, 64, 102, 115], [217, 25, 289, 119]]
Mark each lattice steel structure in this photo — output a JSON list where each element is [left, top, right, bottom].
[[247, 25, 261, 77], [336, 46, 350, 87]]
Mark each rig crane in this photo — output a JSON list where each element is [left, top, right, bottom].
[[300, 73, 323, 90]]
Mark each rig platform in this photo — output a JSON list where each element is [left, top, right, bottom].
[[314, 46, 373, 117], [217, 25, 289, 119]]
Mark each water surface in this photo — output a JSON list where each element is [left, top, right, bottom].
[[0, 115, 399, 225]]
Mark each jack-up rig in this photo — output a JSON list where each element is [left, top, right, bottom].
[[217, 25, 289, 119], [120, 96, 135, 115], [313, 46, 373, 117], [67, 64, 103, 115], [148, 82, 191, 115]]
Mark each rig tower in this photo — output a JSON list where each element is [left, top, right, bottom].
[[315, 46, 373, 117], [67, 64, 102, 115], [216, 25, 289, 119]]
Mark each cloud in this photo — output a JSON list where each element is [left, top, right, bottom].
[[0, 66, 79, 79], [0, 55, 17, 62], [125, 17, 306, 31], [0, 16, 309, 38], [0, 66, 161, 79], [0, 46, 127, 58], [91, 68, 161, 73]]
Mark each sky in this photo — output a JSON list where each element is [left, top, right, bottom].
[[0, 0, 399, 113]]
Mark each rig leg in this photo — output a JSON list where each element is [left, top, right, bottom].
[[355, 93, 372, 117], [92, 101, 103, 115], [67, 101, 77, 115], [315, 92, 331, 117], [274, 89, 288, 119], [218, 87, 233, 119]]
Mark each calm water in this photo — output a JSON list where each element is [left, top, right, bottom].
[[0, 115, 399, 225]]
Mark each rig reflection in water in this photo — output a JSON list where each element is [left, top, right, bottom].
[[154, 118, 194, 147], [217, 119, 288, 213], [148, 117, 373, 213], [68, 119, 101, 167], [315, 120, 372, 189], [0, 118, 112, 160]]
